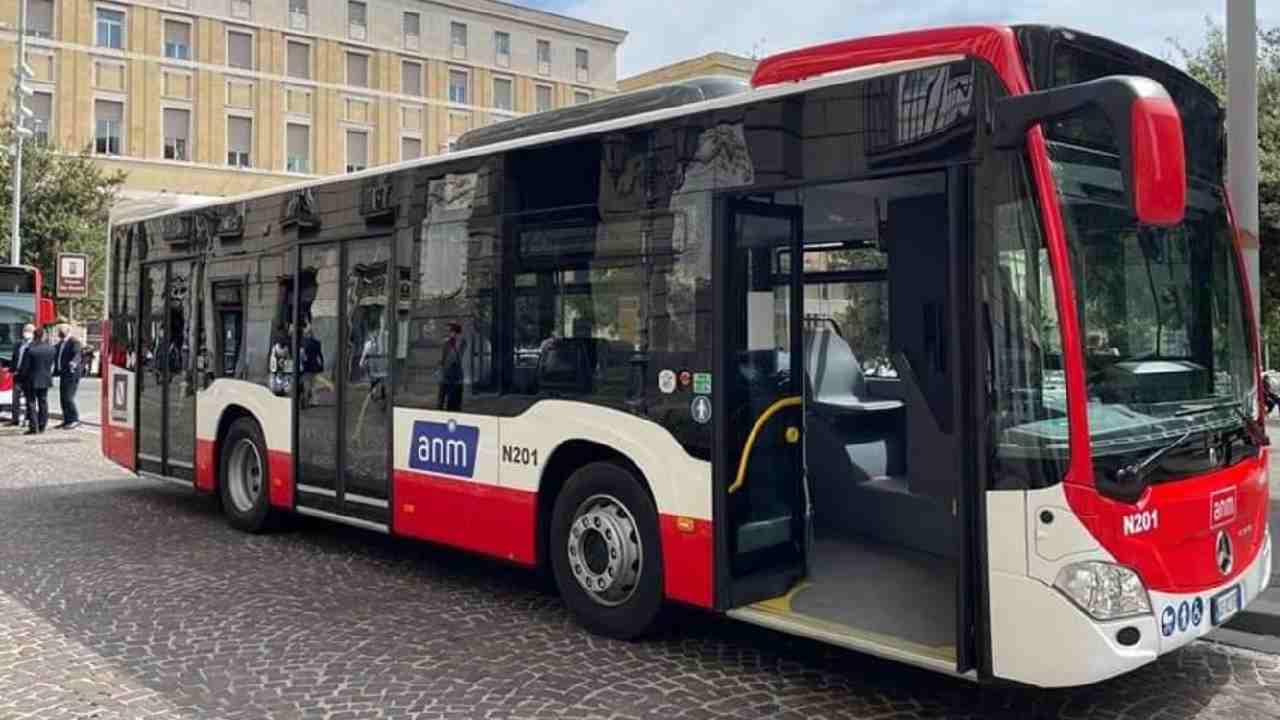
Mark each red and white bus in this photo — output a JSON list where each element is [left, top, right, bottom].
[[0, 264, 57, 407], [102, 25, 1271, 687]]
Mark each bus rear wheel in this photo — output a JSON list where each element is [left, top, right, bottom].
[[550, 461, 663, 639], [219, 416, 275, 533]]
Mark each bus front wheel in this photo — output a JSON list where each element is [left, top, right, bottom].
[[219, 416, 275, 533], [550, 461, 664, 640]]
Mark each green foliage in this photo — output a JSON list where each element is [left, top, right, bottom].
[[0, 122, 126, 322], [1172, 21, 1280, 364]]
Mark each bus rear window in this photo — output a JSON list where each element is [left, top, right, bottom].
[[0, 268, 36, 294]]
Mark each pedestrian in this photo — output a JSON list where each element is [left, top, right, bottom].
[[300, 323, 323, 408], [8, 323, 33, 426], [437, 322, 466, 412], [18, 327, 56, 434], [54, 324, 83, 429]]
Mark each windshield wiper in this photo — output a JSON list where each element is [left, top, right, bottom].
[[1112, 428, 1196, 487], [1175, 400, 1270, 446]]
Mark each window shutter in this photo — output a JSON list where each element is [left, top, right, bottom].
[[164, 108, 190, 140], [228, 117, 252, 152], [288, 42, 310, 79]]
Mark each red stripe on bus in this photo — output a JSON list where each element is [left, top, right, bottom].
[[195, 439, 216, 492], [104, 426, 136, 471], [392, 470, 538, 567], [268, 450, 294, 509], [659, 515, 714, 608]]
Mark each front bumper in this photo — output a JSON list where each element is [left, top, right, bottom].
[[1149, 527, 1273, 654]]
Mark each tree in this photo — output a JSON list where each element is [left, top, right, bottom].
[[1172, 21, 1280, 364], [0, 123, 126, 323]]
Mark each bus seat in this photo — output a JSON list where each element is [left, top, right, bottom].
[[804, 329, 903, 413]]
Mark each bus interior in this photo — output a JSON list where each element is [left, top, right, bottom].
[[726, 170, 962, 661]]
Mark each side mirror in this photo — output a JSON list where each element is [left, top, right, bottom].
[[994, 75, 1186, 226]]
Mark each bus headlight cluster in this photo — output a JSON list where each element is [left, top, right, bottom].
[[1053, 561, 1151, 620]]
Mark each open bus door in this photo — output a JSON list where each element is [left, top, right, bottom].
[[716, 172, 979, 677], [717, 198, 809, 606]]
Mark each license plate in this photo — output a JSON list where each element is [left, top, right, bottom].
[[1211, 585, 1242, 626]]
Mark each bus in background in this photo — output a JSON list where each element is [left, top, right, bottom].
[[100, 25, 1270, 687], [0, 265, 57, 412]]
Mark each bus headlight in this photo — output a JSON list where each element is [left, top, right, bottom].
[[1053, 561, 1152, 620]]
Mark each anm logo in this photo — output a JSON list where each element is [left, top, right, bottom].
[[408, 419, 479, 478]]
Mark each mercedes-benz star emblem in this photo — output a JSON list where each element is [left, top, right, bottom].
[[1216, 530, 1234, 576]]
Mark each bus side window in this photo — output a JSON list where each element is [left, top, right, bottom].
[[396, 220, 497, 411]]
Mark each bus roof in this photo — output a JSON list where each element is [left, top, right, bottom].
[[454, 76, 751, 152], [112, 52, 967, 227]]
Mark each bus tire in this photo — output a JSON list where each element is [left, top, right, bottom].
[[550, 461, 663, 640], [219, 416, 274, 533]]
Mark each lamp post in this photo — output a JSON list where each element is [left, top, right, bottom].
[[1227, 0, 1260, 354], [9, 0, 34, 265]]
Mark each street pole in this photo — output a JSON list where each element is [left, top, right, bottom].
[[9, 0, 28, 265], [1227, 0, 1260, 354]]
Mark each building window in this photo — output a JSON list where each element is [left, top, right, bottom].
[[403, 12, 420, 50], [346, 52, 369, 88], [575, 48, 589, 81], [537, 39, 551, 75], [30, 91, 52, 145], [493, 77, 513, 112], [164, 20, 192, 60], [535, 84, 552, 113], [227, 30, 253, 70], [450, 22, 467, 58], [227, 115, 252, 167], [346, 130, 368, 173], [286, 122, 310, 173], [163, 107, 191, 160], [448, 69, 468, 105], [230, 0, 252, 20], [574, 90, 591, 105], [495, 31, 511, 68], [287, 40, 310, 80], [289, 0, 308, 30], [27, 0, 55, 39], [401, 136, 421, 161], [94, 99, 124, 155], [348, 1, 367, 41], [401, 60, 422, 97], [96, 7, 125, 50]]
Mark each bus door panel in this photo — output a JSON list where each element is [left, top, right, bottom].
[[719, 199, 808, 605], [165, 259, 199, 480], [341, 236, 393, 508], [296, 243, 341, 505], [137, 263, 168, 476]]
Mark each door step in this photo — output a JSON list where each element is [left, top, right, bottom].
[[737, 513, 793, 554]]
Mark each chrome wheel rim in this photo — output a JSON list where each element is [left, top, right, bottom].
[[227, 438, 263, 514], [567, 493, 643, 607]]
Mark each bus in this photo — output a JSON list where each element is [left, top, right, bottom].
[[0, 265, 57, 410], [101, 24, 1271, 687]]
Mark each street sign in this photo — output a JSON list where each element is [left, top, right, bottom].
[[57, 253, 89, 298]]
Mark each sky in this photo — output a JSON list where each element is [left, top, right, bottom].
[[516, 0, 1280, 78]]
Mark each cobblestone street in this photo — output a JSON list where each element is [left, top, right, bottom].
[[0, 424, 1278, 719]]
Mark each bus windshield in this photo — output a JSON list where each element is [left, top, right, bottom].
[[0, 269, 37, 363], [1049, 128, 1254, 462]]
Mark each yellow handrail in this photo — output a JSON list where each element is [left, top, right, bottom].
[[728, 396, 801, 495]]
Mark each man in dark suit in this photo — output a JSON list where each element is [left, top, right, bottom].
[[54, 324, 82, 429], [19, 327, 56, 434], [8, 323, 33, 426]]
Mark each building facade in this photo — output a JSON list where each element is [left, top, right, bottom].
[[618, 51, 755, 93], [1, 0, 626, 200]]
